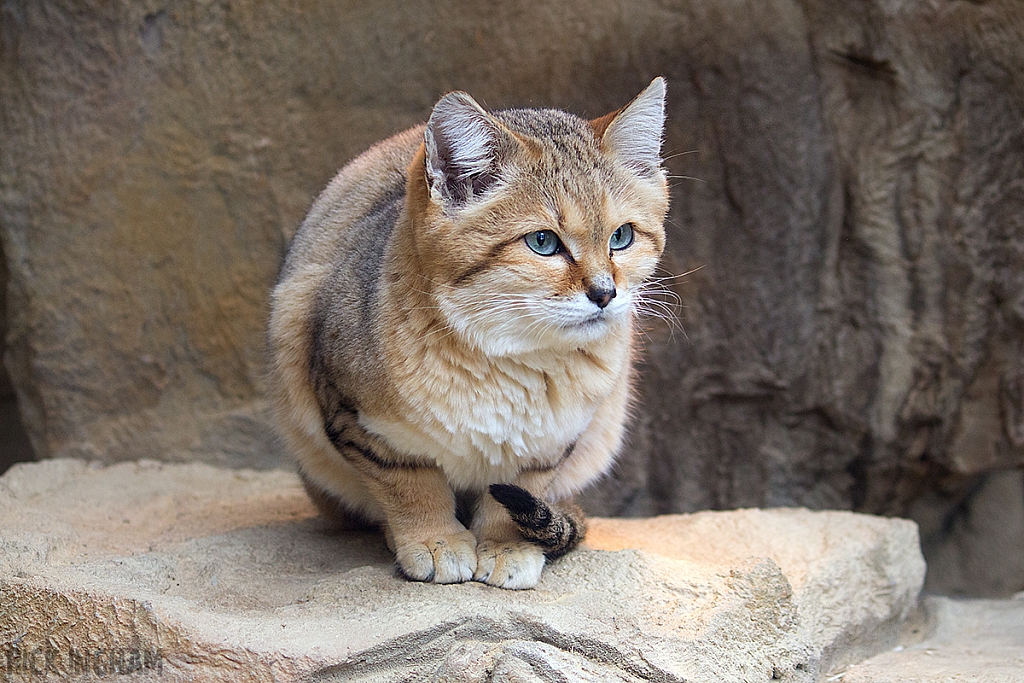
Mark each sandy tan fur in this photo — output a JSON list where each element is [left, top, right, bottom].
[[268, 79, 669, 589]]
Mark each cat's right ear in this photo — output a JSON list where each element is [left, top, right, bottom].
[[424, 92, 504, 209], [592, 77, 666, 176]]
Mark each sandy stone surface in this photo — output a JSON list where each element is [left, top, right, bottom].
[[0, 459, 930, 682], [841, 596, 1024, 683]]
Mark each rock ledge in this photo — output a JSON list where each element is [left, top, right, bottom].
[[0, 460, 925, 682]]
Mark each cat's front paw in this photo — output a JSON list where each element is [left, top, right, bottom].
[[395, 530, 477, 584], [473, 540, 546, 590]]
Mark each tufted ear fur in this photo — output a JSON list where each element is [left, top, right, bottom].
[[592, 77, 666, 175], [425, 91, 506, 208]]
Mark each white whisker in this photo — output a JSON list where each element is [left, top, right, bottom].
[[661, 149, 700, 162]]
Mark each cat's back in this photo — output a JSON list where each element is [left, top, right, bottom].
[[269, 125, 423, 418], [279, 125, 423, 282]]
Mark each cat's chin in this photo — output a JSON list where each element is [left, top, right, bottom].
[[557, 311, 619, 337], [552, 317, 614, 344], [455, 312, 628, 357], [547, 295, 634, 344]]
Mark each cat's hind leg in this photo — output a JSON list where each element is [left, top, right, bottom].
[[299, 467, 381, 531]]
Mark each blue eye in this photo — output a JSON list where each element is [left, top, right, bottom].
[[524, 230, 562, 256], [610, 223, 634, 251]]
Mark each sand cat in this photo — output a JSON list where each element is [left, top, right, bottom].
[[268, 78, 669, 589]]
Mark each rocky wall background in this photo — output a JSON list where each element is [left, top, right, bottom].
[[0, 246, 33, 471], [2, 0, 1022, 596]]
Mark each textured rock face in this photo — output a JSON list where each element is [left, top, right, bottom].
[[0, 460, 926, 682], [914, 469, 1024, 598], [2, 0, 1023, 594], [0, 248, 33, 473]]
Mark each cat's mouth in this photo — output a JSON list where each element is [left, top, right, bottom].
[[560, 299, 632, 330], [569, 311, 609, 328]]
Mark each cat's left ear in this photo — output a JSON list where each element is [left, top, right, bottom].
[[592, 77, 666, 175], [425, 91, 507, 209]]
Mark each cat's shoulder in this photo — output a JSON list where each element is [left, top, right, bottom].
[[282, 125, 423, 277], [310, 124, 423, 222]]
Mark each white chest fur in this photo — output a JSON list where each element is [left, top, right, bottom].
[[362, 341, 627, 489]]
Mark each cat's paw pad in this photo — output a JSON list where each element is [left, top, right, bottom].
[[395, 530, 477, 584], [473, 540, 545, 590]]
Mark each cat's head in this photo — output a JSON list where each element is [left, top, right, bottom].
[[410, 78, 669, 356]]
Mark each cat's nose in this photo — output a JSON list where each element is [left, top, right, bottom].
[[586, 283, 616, 308]]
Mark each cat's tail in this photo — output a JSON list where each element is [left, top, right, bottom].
[[488, 484, 587, 559]]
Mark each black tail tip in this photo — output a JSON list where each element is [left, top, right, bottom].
[[489, 483, 543, 518], [489, 484, 585, 559]]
